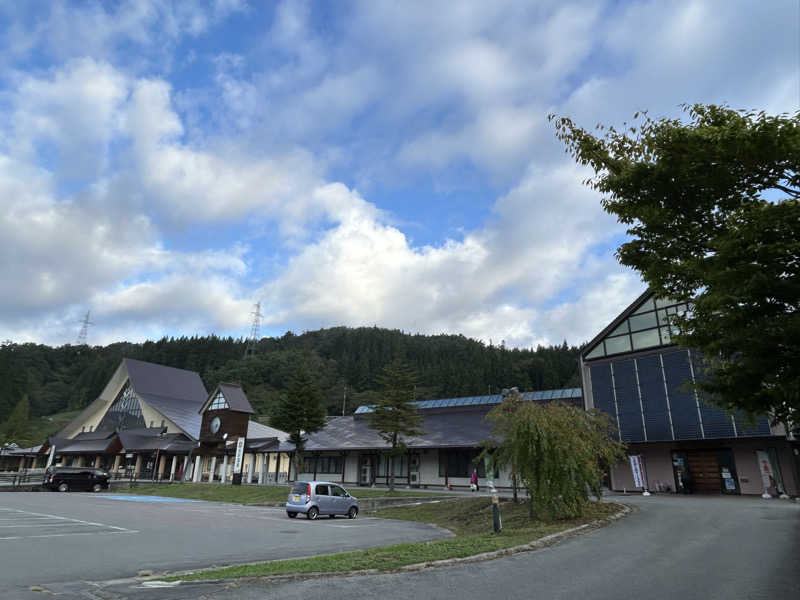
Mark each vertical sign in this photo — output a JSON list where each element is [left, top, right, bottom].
[[233, 437, 245, 473], [46, 444, 56, 468], [756, 450, 773, 497], [629, 455, 644, 488]]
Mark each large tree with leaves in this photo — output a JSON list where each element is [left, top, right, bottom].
[[552, 105, 800, 424], [0, 395, 32, 446], [369, 359, 423, 490], [271, 364, 327, 477], [487, 400, 624, 520]]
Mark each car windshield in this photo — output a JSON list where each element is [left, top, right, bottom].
[[290, 482, 308, 494]]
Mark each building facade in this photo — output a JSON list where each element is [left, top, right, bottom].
[[28, 358, 292, 484], [580, 291, 799, 496], [292, 388, 584, 491]]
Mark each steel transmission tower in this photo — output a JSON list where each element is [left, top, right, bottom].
[[244, 302, 263, 358], [76, 311, 93, 346]]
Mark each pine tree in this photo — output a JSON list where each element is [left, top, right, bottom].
[[271, 365, 327, 477], [369, 359, 423, 490], [1, 395, 31, 446]]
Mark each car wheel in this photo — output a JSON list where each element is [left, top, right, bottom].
[[306, 506, 319, 520], [57, 482, 69, 493], [347, 506, 358, 519], [92, 483, 103, 493], [287, 511, 298, 519], [329, 514, 336, 519]]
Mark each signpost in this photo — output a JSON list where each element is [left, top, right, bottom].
[[232, 437, 245, 486]]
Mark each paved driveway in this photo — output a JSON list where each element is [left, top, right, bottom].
[[0, 492, 446, 598], [51, 493, 799, 600]]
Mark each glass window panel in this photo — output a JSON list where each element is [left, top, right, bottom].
[[632, 329, 661, 350], [633, 298, 656, 314], [654, 296, 678, 309], [604, 335, 632, 355], [585, 344, 605, 360], [659, 326, 672, 344], [629, 311, 658, 332], [609, 321, 629, 336], [657, 309, 671, 325]]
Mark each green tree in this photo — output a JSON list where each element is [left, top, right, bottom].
[[271, 365, 327, 477], [1, 395, 32, 446], [552, 105, 800, 423], [369, 359, 423, 491], [487, 400, 624, 520]]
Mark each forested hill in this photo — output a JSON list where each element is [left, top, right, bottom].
[[0, 327, 582, 433]]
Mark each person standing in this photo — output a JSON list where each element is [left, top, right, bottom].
[[470, 467, 479, 492]]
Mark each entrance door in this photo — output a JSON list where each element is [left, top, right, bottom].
[[359, 455, 372, 486], [687, 451, 722, 493]]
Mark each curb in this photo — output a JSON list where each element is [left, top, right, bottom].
[[144, 502, 631, 586]]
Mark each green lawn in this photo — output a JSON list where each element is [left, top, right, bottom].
[[124, 482, 428, 504], [169, 498, 621, 581]]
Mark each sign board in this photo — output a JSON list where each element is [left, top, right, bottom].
[[233, 437, 246, 473], [629, 455, 645, 488], [45, 444, 56, 468], [756, 450, 773, 493]]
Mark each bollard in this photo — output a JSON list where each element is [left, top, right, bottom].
[[491, 488, 502, 533]]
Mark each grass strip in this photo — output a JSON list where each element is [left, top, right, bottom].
[[123, 482, 427, 504], [166, 498, 619, 581]]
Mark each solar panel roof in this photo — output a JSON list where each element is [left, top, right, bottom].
[[355, 388, 582, 414]]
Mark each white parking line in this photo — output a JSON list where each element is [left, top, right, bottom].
[[0, 507, 137, 540]]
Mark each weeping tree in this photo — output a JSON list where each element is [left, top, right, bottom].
[[486, 401, 625, 520]]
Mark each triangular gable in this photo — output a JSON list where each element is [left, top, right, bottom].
[[97, 379, 145, 431], [581, 290, 693, 361], [199, 382, 254, 414]]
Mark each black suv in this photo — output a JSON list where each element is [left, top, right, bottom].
[[43, 466, 110, 492]]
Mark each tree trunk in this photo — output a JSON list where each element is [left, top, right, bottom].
[[389, 453, 395, 491], [528, 497, 534, 520], [512, 471, 518, 503]]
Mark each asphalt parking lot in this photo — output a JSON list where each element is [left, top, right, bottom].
[[0, 491, 447, 597]]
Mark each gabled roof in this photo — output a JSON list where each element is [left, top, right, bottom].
[[247, 420, 289, 440], [580, 289, 652, 359], [200, 382, 254, 415], [294, 409, 497, 452], [137, 392, 204, 439], [125, 358, 208, 403]]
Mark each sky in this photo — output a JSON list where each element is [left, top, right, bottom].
[[0, 0, 797, 349]]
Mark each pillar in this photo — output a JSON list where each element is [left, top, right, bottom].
[[18, 456, 25, 470], [170, 456, 178, 481], [274, 452, 280, 483], [75, 456, 84, 467], [221, 454, 229, 484], [193, 455, 202, 482], [257, 454, 264, 485], [94, 456, 102, 468], [158, 455, 167, 480], [113, 454, 122, 472], [134, 455, 142, 477], [208, 457, 217, 484], [182, 456, 190, 481], [246, 453, 254, 484]]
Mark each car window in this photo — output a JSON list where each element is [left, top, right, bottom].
[[291, 482, 308, 494], [315, 484, 329, 495], [331, 486, 346, 497]]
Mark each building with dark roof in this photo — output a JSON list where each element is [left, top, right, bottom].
[[580, 290, 799, 497], [290, 388, 584, 490], [25, 359, 291, 484]]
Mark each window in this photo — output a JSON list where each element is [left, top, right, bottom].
[[631, 329, 660, 350], [315, 484, 329, 495], [97, 381, 145, 431], [209, 392, 229, 411], [331, 486, 346, 497], [438, 450, 485, 478], [303, 455, 344, 474], [604, 335, 632, 355]]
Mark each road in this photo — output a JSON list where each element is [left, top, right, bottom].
[[0, 492, 447, 598], [33, 493, 798, 600]]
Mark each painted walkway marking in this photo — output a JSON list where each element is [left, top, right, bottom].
[[97, 495, 202, 503], [0, 507, 137, 541]]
